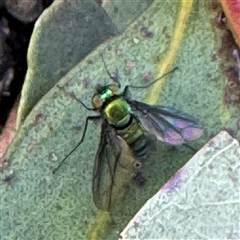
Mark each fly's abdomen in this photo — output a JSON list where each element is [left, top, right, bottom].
[[117, 117, 148, 160]]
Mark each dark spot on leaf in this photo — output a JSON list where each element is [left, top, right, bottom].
[[2, 170, 16, 185], [211, 54, 218, 62], [35, 113, 44, 124], [94, 0, 102, 5], [82, 78, 91, 89], [113, 6, 118, 13], [142, 72, 152, 83], [55, 203, 63, 211], [116, 49, 123, 56], [49, 152, 58, 162], [71, 125, 82, 132], [228, 171, 238, 183], [3, 173, 14, 182], [140, 26, 154, 38], [26, 138, 38, 152], [133, 221, 139, 230], [0, 158, 10, 168], [125, 60, 136, 68], [86, 59, 93, 65]]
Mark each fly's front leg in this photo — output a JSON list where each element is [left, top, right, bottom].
[[122, 84, 133, 99], [53, 115, 101, 173], [57, 85, 96, 111]]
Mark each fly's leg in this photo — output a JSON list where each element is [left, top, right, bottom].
[[70, 92, 96, 111], [57, 85, 96, 111], [169, 143, 197, 153], [53, 115, 101, 173], [183, 143, 197, 153]]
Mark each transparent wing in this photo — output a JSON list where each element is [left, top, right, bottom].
[[92, 118, 123, 210], [128, 100, 203, 146]]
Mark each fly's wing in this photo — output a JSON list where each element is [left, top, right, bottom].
[[128, 100, 203, 146], [92, 118, 123, 211]]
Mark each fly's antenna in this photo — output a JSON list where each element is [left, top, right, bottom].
[[126, 66, 179, 89], [100, 52, 121, 88]]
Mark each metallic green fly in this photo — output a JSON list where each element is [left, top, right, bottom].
[[54, 57, 203, 211]]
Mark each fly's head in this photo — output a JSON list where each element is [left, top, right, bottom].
[[92, 84, 120, 109]]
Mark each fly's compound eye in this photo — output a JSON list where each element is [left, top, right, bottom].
[[92, 94, 103, 109], [133, 159, 142, 170], [108, 84, 119, 94]]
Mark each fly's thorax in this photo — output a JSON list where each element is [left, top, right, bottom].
[[103, 97, 131, 127]]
